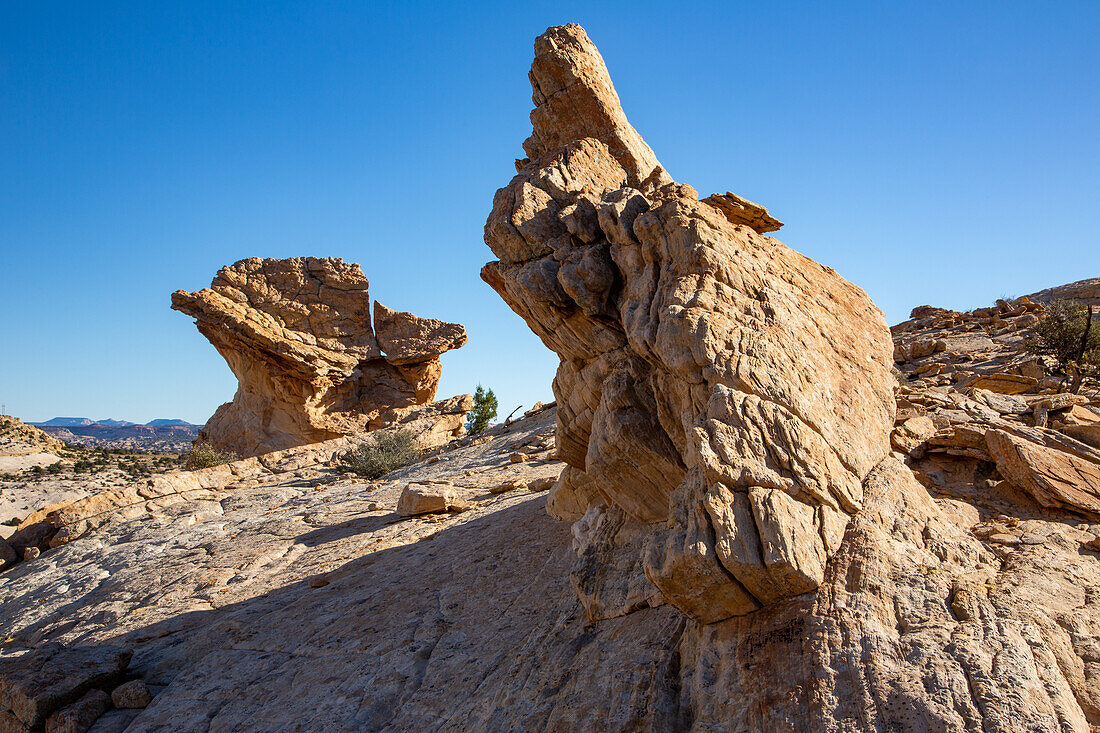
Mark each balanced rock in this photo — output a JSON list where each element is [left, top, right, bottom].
[[482, 24, 895, 622], [173, 257, 468, 456]]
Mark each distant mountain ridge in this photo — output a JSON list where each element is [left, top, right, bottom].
[[33, 417, 200, 428]]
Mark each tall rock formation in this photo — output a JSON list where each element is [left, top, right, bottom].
[[482, 24, 895, 621], [173, 257, 468, 456]]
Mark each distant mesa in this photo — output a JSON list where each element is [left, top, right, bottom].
[[32, 418, 197, 429], [36, 417, 97, 427], [172, 256, 470, 457], [96, 419, 136, 428]]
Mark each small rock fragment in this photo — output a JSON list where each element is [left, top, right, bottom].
[[489, 478, 528, 494], [509, 453, 529, 464], [527, 476, 557, 492], [24, 546, 41, 561]]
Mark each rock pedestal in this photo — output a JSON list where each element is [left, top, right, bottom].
[[173, 257, 467, 457]]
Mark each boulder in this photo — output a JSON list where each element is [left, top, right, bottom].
[[0, 539, 16, 570], [891, 415, 936, 457], [396, 483, 471, 516], [700, 192, 782, 233], [1063, 424, 1100, 449], [481, 24, 894, 621], [110, 680, 152, 710], [173, 257, 468, 456]]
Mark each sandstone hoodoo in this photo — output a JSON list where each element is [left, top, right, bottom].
[[173, 257, 468, 456], [483, 23, 896, 621]]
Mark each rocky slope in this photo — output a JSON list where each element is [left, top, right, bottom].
[[1, 23, 1099, 733], [173, 257, 469, 457], [0, 416, 63, 475], [0, 416, 64, 458]]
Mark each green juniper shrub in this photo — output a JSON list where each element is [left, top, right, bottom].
[[1024, 299, 1099, 393], [465, 385, 498, 436], [336, 430, 421, 480]]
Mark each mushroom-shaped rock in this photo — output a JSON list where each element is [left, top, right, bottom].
[[481, 24, 895, 623], [173, 257, 467, 457]]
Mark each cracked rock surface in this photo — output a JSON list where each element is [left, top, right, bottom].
[[2, 396, 1099, 730]]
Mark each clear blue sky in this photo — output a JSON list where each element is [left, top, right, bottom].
[[1, 1, 1097, 424]]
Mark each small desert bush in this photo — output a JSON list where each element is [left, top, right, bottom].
[[336, 430, 421, 479], [184, 442, 238, 470]]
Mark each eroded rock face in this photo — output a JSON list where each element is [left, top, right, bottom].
[[173, 257, 467, 457], [482, 24, 895, 622]]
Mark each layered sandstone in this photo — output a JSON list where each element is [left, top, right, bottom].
[[482, 23, 895, 621], [173, 257, 468, 456]]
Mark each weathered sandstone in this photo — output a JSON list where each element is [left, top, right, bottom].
[[0, 23, 1097, 733], [482, 23, 895, 620], [172, 257, 468, 456]]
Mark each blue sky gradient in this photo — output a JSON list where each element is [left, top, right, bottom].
[[1, 1, 1097, 423]]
